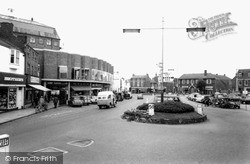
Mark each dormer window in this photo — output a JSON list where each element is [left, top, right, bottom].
[[30, 37, 35, 43]]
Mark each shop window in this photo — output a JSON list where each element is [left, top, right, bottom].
[[72, 67, 80, 79], [59, 66, 68, 79], [0, 88, 8, 109]]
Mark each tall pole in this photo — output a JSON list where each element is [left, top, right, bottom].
[[161, 17, 164, 91], [161, 17, 164, 103]]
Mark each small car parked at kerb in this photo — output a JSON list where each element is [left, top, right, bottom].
[[68, 96, 83, 107]]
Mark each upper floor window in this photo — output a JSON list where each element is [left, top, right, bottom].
[[206, 79, 212, 84], [186, 80, 189, 84], [72, 67, 80, 80], [244, 80, 248, 86], [182, 80, 185, 84], [53, 41, 59, 47], [30, 37, 35, 43], [46, 39, 52, 46], [191, 79, 194, 84], [10, 49, 20, 65], [58, 66, 68, 79], [248, 73, 250, 77], [38, 38, 44, 44], [238, 80, 242, 86], [81, 68, 90, 80]]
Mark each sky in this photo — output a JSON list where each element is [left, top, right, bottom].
[[1, 0, 249, 80]]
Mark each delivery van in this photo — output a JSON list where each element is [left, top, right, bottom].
[[97, 91, 117, 109]]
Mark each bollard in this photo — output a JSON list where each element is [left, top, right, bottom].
[[0, 134, 10, 164], [148, 104, 155, 116]]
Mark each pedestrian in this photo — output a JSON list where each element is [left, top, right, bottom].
[[53, 96, 59, 108]]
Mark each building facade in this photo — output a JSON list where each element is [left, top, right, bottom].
[[0, 24, 26, 110], [0, 14, 114, 105], [235, 69, 250, 93], [178, 70, 232, 94], [130, 74, 151, 93]]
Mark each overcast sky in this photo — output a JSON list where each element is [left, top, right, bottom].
[[1, 0, 249, 79]]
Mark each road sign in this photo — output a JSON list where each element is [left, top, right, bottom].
[[0, 134, 9, 164]]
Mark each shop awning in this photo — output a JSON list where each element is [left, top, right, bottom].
[[29, 85, 51, 91], [71, 86, 91, 91], [91, 88, 102, 90]]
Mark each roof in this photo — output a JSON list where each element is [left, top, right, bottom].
[[0, 14, 60, 39], [131, 74, 150, 79], [179, 73, 231, 80]]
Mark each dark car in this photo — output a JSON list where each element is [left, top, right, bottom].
[[240, 96, 250, 104], [116, 92, 124, 101], [124, 92, 132, 99], [154, 95, 180, 103], [68, 96, 82, 107]]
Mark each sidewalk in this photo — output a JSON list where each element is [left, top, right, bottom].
[[0, 102, 56, 125]]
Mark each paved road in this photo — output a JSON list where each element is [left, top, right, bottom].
[[0, 94, 250, 164]]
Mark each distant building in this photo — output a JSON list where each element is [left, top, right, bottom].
[[178, 70, 232, 94], [235, 69, 250, 93], [130, 74, 151, 93]]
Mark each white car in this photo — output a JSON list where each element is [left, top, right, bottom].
[[195, 95, 205, 103], [97, 91, 117, 109]]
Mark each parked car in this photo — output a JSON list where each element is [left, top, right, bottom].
[[79, 95, 91, 105], [137, 93, 143, 99], [154, 95, 180, 103], [124, 92, 132, 99], [195, 95, 205, 103], [240, 96, 250, 104], [201, 95, 213, 106], [97, 91, 117, 109], [187, 93, 200, 101], [68, 96, 83, 107]]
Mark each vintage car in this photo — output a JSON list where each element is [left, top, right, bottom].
[[68, 96, 83, 107], [154, 94, 180, 103], [137, 93, 143, 99], [79, 95, 91, 106]]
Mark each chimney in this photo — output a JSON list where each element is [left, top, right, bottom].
[[0, 22, 14, 37], [31, 17, 34, 21], [204, 70, 207, 76]]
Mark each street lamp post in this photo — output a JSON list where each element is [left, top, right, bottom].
[[123, 19, 205, 102]]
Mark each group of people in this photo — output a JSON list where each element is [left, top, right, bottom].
[[34, 94, 59, 113]]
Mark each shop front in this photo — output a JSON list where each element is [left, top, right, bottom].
[[70, 82, 91, 96], [45, 81, 69, 105], [0, 72, 26, 110], [25, 75, 51, 108]]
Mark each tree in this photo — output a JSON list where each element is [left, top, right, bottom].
[[196, 80, 206, 94]]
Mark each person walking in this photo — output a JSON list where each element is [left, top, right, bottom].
[[53, 96, 59, 108]]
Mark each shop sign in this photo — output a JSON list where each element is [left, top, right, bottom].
[[30, 76, 40, 84], [0, 72, 26, 85]]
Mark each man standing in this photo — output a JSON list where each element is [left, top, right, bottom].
[[53, 96, 59, 108]]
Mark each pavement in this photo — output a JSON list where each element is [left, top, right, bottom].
[[0, 101, 58, 125]]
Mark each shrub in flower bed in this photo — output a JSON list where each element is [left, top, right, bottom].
[[136, 101, 195, 113]]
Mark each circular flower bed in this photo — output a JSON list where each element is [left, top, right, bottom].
[[121, 101, 207, 124]]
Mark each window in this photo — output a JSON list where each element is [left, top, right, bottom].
[[46, 39, 51, 46], [27, 63, 30, 74], [248, 73, 250, 77], [81, 68, 90, 80], [37, 64, 40, 77], [206, 79, 212, 84], [238, 80, 242, 86], [244, 80, 248, 86], [191, 80, 194, 84], [39, 38, 44, 44], [16, 51, 20, 64], [53, 41, 59, 47], [30, 37, 35, 43], [59, 66, 68, 79], [10, 49, 15, 63], [72, 67, 80, 79], [186, 80, 189, 84], [238, 72, 242, 77], [182, 80, 185, 84], [10, 49, 20, 65]]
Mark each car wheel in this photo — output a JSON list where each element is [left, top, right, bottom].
[[99, 106, 102, 109]]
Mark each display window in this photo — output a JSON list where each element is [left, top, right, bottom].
[[0, 88, 8, 109], [8, 88, 17, 109]]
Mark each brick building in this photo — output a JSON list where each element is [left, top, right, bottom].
[[130, 74, 151, 93], [178, 70, 232, 94], [0, 14, 114, 105], [235, 69, 250, 93]]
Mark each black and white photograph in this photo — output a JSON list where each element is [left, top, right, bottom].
[[0, 0, 250, 163]]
